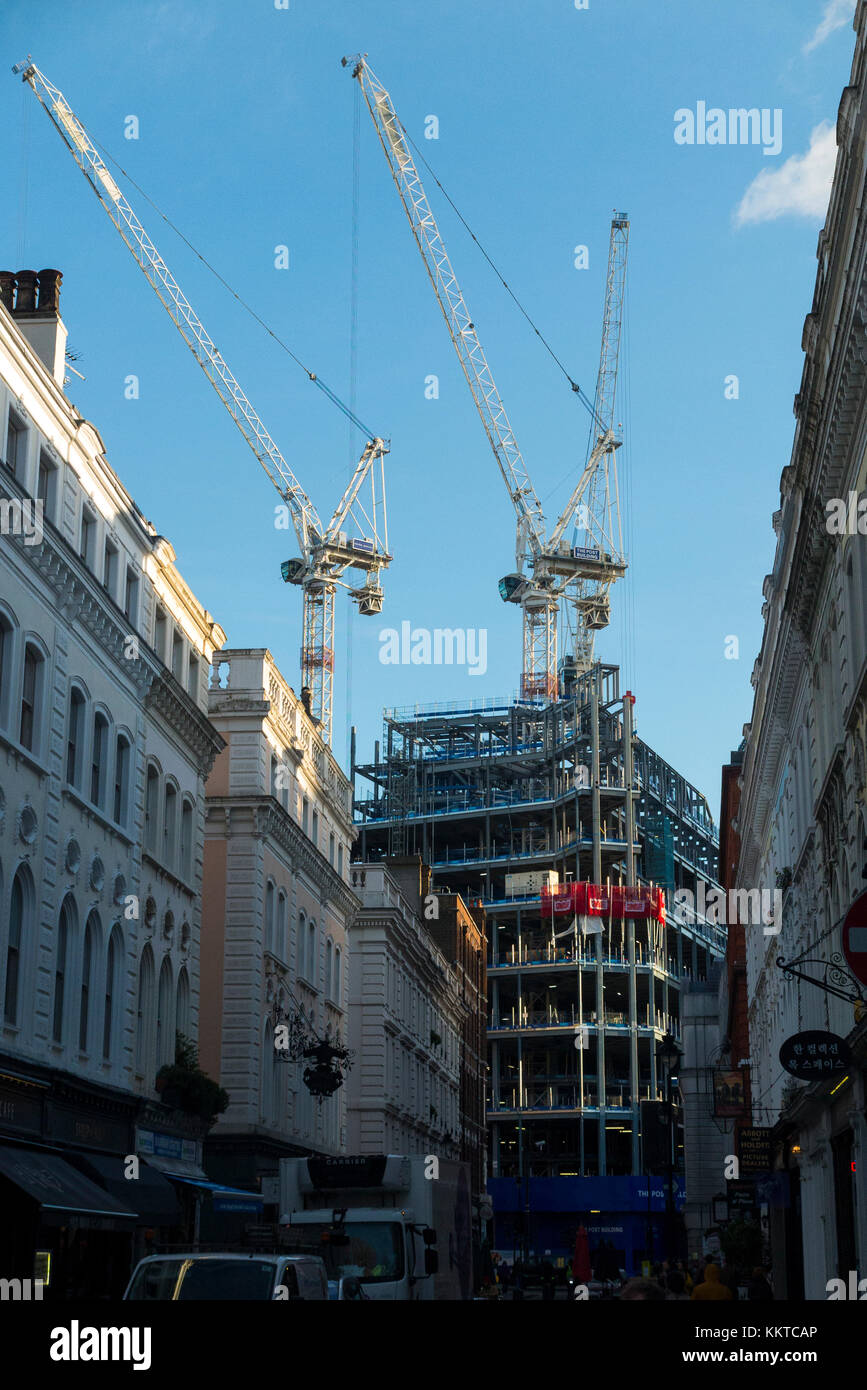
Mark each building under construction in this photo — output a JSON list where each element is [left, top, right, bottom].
[[352, 662, 724, 1271]]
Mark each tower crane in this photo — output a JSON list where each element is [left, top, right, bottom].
[[346, 56, 627, 696], [16, 57, 390, 745]]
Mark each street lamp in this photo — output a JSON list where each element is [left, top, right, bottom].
[[656, 1031, 681, 1264]]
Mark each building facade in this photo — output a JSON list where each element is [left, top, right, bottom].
[[734, 2, 867, 1299], [0, 268, 227, 1296], [199, 648, 358, 1211], [346, 859, 464, 1165]]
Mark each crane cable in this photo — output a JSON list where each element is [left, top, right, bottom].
[[88, 134, 381, 441], [400, 125, 601, 428], [345, 78, 362, 766]]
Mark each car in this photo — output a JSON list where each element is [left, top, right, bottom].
[[124, 1252, 328, 1301]]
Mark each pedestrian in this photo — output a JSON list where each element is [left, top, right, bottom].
[[665, 1268, 688, 1300], [512, 1259, 525, 1301], [541, 1257, 556, 1300], [747, 1266, 774, 1301], [690, 1262, 734, 1301]]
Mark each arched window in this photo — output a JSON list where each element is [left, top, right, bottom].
[[91, 710, 109, 807], [176, 967, 190, 1038], [180, 799, 193, 880], [298, 911, 306, 978], [0, 609, 15, 731], [333, 947, 341, 1006], [136, 945, 155, 1076], [79, 911, 100, 1053], [145, 764, 160, 853], [5, 866, 33, 1025], [103, 926, 122, 1060], [163, 783, 178, 870], [277, 891, 287, 960], [66, 686, 86, 787], [308, 920, 317, 986], [53, 895, 77, 1044], [325, 939, 333, 999], [19, 641, 45, 755], [265, 880, 276, 954], [114, 733, 131, 826], [156, 956, 173, 1069]]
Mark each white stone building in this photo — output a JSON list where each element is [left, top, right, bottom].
[[200, 648, 359, 1201], [346, 861, 463, 1159], [0, 267, 226, 1292], [735, 5, 867, 1299]]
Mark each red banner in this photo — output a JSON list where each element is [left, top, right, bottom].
[[541, 882, 665, 924]]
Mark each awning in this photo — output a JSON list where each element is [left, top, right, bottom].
[[70, 1153, 182, 1228], [140, 1150, 209, 1181], [163, 1173, 265, 1213], [0, 1145, 138, 1223]]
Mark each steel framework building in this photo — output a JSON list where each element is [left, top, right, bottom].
[[352, 664, 723, 1234]]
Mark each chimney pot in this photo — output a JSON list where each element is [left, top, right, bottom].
[[37, 269, 62, 313], [15, 270, 38, 313], [0, 272, 15, 312]]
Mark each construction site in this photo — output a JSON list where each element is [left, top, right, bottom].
[[346, 60, 726, 1267]]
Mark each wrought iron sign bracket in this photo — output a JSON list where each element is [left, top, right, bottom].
[[776, 950, 865, 1005]]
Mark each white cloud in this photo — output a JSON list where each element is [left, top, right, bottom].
[[803, 0, 856, 54], [734, 121, 837, 226]]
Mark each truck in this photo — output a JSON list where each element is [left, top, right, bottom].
[[278, 1154, 473, 1301]]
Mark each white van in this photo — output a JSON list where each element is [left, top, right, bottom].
[[124, 1252, 328, 1301]]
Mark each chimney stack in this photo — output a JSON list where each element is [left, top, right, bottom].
[[0, 269, 68, 387]]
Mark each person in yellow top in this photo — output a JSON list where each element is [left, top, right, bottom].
[[690, 1262, 734, 1300]]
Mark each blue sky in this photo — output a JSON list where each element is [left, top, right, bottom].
[[1, 0, 855, 819]]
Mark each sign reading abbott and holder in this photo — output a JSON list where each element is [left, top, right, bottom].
[[779, 1031, 851, 1081]]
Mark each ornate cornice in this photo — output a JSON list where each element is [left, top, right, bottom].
[[146, 670, 225, 778]]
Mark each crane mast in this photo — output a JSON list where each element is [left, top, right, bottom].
[[18, 58, 390, 744], [345, 54, 560, 700]]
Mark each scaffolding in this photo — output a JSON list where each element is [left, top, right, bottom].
[[351, 661, 723, 1183]]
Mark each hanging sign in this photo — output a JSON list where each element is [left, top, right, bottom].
[[779, 1030, 851, 1080]]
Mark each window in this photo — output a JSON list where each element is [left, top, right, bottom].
[[325, 939, 333, 998], [4, 409, 26, 479], [19, 642, 44, 754], [308, 921, 316, 985], [176, 967, 190, 1038], [265, 881, 276, 954], [188, 653, 199, 700], [270, 756, 278, 798], [156, 956, 173, 1069], [66, 686, 85, 786], [145, 764, 160, 853], [103, 539, 118, 597], [79, 505, 96, 568], [91, 711, 109, 807], [312, 809, 319, 848], [171, 631, 183, 682], [103, 928, 121, 1060], [114, 733, 131, 825], [302, 797, 309, 835], [277, 890, 287, 960], [5, 868, 31, 1025], [329, 833, 335, 866], [180, 799, 193, 880], [298, 911, 306, 977], [37, 451, 58, 524], [154, 608, 167, 663], [79, 912, 98, 1053], [0, 612, 13, 730], [333, 947, 341, 1005], [164, 783, 178, 869], [337, 844, 343, 877], [124, 566, 139, 624], [53, 896, 75, 1044], [136, 946, 155, 1076]]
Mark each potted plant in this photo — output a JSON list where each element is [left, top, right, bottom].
[[155, 1032, 229, 1125]]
